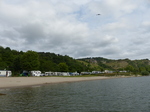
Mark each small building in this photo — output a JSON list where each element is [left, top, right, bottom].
[[92, 71, 103, 74], [45, 72, 55, 76], [119, 70, 127, 73], [44, 72, 70, 76], [69, 72, 80, 76], [104, 70, 113, 73], [0, 70, 12, 77], [30, 71, 41, 76], [61, 72, 70, 76], [81, 72, 92, 75]]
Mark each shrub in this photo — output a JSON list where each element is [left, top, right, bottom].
[[141, 71, 149, 76]]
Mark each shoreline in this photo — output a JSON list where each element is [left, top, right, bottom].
[[0, 76, 133, 89]]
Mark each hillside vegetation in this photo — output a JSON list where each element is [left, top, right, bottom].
[[78, 57, 150, 75], [0, 46, 150, 76], [0, 46, 88, 76]]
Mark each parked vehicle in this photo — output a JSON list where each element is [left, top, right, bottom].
[[30, 71, 41, 76], [0, 70, 12, 77]]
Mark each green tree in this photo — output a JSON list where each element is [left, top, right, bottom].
[[21, 51, 40, 71], [2, 47, 14, 70], [141, 71, 149, 76], [146, 65, 150, 73], [139, 66, 146, 72], [40, 60, 56, 72], [125, 65, 134, 72], [0, 55, 7, 69], [58, 63, 69, 72], [13, 55, 22, 75]]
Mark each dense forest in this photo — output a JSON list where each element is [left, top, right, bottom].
[[0, 46, 150, 76], [0, 46, 88, 76]]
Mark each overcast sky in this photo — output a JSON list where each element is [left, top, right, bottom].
[[0, 0, 150, 59]]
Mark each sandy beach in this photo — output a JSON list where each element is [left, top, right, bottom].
[[0, 76, 115, 89]]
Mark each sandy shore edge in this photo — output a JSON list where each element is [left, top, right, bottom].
[[0, 76, 131, 89]]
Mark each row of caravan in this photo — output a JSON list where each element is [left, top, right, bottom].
[[0, 70, 120, 77], [23, 71, 80, 77], [0, 70, 80, 77]]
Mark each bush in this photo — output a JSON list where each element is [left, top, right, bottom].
[[141, 71, 149, 76]]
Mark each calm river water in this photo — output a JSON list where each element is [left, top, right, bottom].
[[0, 76, 150, 112]]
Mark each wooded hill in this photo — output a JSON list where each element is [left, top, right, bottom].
[[0, 46, 89, 76], [78, 57, 150, 75], [0, 46, 150, 76]]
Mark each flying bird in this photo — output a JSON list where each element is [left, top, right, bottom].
[[97, 14, 101, 15]]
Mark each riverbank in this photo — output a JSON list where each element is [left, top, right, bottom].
[[0, 76, 132, 89]]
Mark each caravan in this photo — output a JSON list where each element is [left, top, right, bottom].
[[30, 71, 41, 76], [0, 70, 12, 77]]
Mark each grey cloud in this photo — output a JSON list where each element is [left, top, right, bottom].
[[71, 47, 95, 58], [1, 29, 16, 38], [100, 46, 120, 56], [141, 21, 150, 34], [15, 23, 46, 43]]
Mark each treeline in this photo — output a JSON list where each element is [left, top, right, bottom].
[[1, 46, 150, 76], [0, 46, 88, 76]]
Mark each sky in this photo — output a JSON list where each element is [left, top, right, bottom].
[[0, 0, 150, 59]]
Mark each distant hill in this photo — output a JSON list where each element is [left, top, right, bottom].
[[77, 57, 150, 74]]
